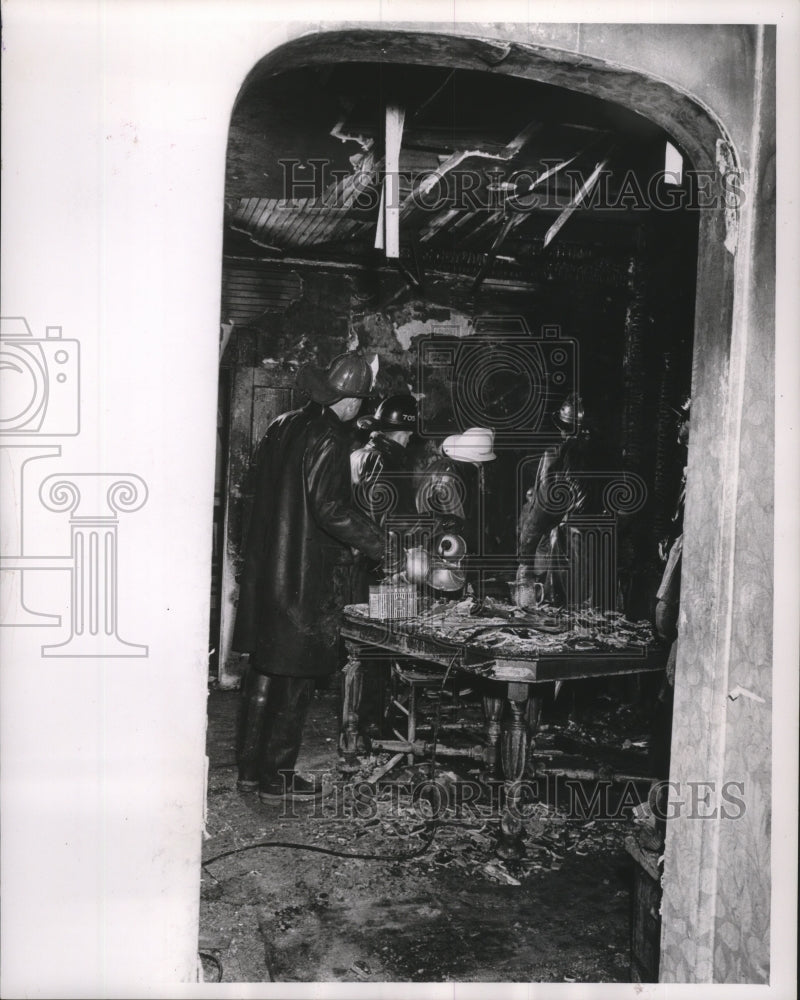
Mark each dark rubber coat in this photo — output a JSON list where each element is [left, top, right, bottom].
[[233, 403, 385, 676]]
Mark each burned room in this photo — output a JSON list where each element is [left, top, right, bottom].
[[199, 28, 774, 986], [1, 8, 787, 996]]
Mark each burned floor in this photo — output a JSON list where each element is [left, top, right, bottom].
[[200, 674, 666, 984]]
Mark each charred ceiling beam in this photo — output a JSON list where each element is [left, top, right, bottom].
[[471, 211, 524, 292], [401, 120, 544, 217], [543, 154, 610, 248], [471, 142, 592, 291], [223, 237, 632, 290]]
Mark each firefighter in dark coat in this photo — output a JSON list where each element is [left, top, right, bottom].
[[348, 394, 419, 734], [232, 352, 394, 803]]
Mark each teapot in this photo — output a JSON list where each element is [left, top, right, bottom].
[[430, 558, 466, 592], [404, 546, 431, 585]]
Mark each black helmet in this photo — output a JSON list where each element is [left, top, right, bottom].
[[552, 392, 584, 433], [296, 352, 376, 404], [357, 394, 418, 431]]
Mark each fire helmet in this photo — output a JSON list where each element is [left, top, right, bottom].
[[297, 352, 376, 404], [357, 394, 418, 431]]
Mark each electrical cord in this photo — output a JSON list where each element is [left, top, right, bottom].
[[202, 818, 438, 871], [198, 950, 223, 983], [203, 654, 461, 875]]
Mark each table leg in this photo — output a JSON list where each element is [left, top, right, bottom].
[[338, 641, 367, 766], [497, 682, 531, 860], [526, 695, 542, 755], [501, 683, 530, 783], [482, 689, 504, 776]]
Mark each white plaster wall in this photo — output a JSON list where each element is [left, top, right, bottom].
[[1, 3, 796, 997], [0, 4, 295, 994]]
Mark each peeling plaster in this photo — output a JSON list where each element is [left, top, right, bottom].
[[393, 312, 474, 350], [715, 139, 740, 255]]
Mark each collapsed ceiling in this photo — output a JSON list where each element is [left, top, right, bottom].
[[225, 62, 679, 272]]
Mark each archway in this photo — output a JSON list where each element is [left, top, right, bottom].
[[209, 28, 768, 985]]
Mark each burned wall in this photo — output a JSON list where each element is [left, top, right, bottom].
[[219, 223, 694, 623], [222, 245, 638, 406]]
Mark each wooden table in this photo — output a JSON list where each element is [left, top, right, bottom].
[[338, 602, 667, 784]]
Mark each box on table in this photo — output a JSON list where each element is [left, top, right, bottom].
[[368, 583, 418, 619]]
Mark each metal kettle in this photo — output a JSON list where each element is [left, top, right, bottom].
[[404, 546, 431, 585], [429, 558, 466, 592]]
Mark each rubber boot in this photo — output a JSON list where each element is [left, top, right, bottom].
[[257, 676, 316, 790], [236, 669, 271, 792]]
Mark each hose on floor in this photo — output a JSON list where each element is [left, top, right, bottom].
[[202, 818, 438, 871], [204, 653, 461, 874], [198, 950, 223, 983]]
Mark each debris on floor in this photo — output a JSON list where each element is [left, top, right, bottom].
[[201, 680, 661, 983]]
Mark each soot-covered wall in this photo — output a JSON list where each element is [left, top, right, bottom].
[[219, 219, 695, 639]]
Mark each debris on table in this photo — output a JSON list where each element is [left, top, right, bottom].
[[344, 598, 658, 658]]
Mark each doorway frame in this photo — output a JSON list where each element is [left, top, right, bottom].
[[219, 27, 773, 984]]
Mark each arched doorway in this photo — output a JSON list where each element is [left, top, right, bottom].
[[208, 28, 771, 985]]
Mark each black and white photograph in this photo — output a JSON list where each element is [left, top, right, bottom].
[[1, 3, 797, 997]]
